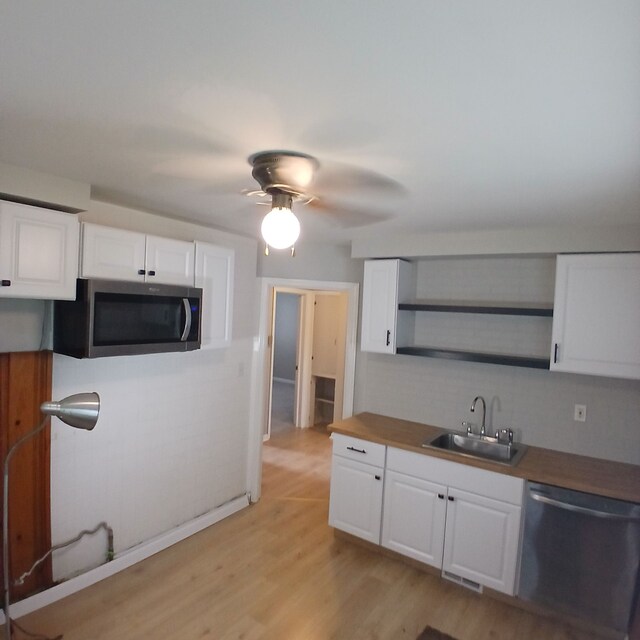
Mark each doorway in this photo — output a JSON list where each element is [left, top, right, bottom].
[[265, 287, 350, 440], [248, 277, 359, 502], [270, 291, 301, 436]]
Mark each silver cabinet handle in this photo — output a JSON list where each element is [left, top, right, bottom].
[[180, 298, 192, 341], [530, 491, 640, 521]]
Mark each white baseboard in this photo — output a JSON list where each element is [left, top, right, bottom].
[[3, 494, 250, 623]]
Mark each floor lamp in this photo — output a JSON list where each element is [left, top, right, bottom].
[[2, 392, 100, 640]]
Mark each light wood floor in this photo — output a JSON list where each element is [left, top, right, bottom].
[[21, 427, 604, 640]]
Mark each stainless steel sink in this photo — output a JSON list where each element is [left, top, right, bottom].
[[422, 431, 528, 466]]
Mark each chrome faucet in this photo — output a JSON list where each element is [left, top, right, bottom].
[[470, 396, 487, 437]]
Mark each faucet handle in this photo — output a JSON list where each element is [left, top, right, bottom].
[[462, 421, 476, 435], [497, 428, 513, 444]]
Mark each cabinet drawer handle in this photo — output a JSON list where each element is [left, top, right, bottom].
[[1, 280, 10, 287], [448, 496, 454, 502], [553, 343, 559, 364], [386, 329, 391, 346], [346, 446, 366, 454], [374, 475, 381, 481], [138, 269, 146, 275], [438, 493, 445, 500]]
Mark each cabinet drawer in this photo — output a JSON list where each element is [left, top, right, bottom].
[[331, 433, 386, 467], [387, 446, 524, 506]]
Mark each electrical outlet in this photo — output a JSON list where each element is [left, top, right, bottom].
[[574, 404, 587, 422]]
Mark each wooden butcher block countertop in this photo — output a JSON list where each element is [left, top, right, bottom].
[[329, 412, 640, 504]]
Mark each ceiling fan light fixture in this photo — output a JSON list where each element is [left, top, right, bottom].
[[260, 192, 300, 250]]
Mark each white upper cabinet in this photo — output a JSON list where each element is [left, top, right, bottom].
[[194, 241, 234, 348], [0, 200, 79, 299], [80, 223, 195, 286], [551, 253, 640, 379], [361, 259, 414, 353], [80, 224, 146, 281], [145, 235, 195, 286]]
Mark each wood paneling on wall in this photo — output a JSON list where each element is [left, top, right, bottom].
[[0, 351, 53, 600]]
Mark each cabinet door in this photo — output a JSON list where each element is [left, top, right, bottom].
[[442, 488, 522, 595], [328, 455, 384, 544], [80, 223, 146, 281], [551, 253, 640, 379], [194, 242, 233, 348], [0, 201, 79, 299], [381, 470, 447, 568], [145, 235, 195, 286], [361, 260, 399, 353]]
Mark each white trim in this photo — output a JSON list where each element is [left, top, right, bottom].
[[3, 495, 249, 622], [247, 277, 359, 503], [272, 377, 295, 385]]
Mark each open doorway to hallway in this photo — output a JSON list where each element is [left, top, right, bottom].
[[270, 291, 300, 436], [248, 277, 359, 503], [266, 287, 350, 439]]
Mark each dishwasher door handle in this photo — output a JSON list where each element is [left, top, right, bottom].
[[529, 490, 640, 521]]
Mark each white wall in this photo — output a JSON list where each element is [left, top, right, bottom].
[[258, 241, 363, 283], [356, 256, 640, 465], [50, 200, 258, 579]]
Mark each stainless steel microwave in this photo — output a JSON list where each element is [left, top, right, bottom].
[[54, 279, 202, 358]]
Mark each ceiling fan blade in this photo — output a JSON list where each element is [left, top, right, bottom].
[[134, 125, 238, 158], [152, 155, 246, 182], [305, 198, 394, 228], [313, 161, 405, 196]]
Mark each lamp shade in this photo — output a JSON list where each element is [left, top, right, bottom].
[[40, 392, 100, 430], [261, 206, 301, 250]]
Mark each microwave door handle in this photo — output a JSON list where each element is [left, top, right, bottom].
[[180, 298, 192, 341]]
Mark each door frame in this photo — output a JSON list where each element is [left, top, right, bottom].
[[247, 277, 360, 503]]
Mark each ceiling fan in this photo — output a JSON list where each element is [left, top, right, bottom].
[[244, 149, 402, 254]]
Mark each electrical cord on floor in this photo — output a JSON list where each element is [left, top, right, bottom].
[[7, 522, 114, 640], [9, 618, 62, 640]]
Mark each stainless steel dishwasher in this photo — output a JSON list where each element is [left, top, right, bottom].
[[518, 481, 640, 636]]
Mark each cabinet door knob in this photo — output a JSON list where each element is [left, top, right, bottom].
[[138, 269, 146, 275], [1, 280, 10, 287], [438, 493, 445, 500], [448, 496, 455, 502], [374, 475, 381, 481], [148, 270, 156, 276]]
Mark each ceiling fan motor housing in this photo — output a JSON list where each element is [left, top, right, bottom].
[[249, 150, 319, 196]]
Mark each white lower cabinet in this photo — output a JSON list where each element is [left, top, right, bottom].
[[328, 435, 386, 544], [330, 442, 525, 596], [441, 487, 522, 594], [381, 470, 447, 566]]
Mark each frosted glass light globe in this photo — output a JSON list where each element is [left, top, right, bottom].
[[261, 207, 301, 250]]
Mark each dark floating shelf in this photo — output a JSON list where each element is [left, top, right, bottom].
[[398, 300, 554, 317], [396, 346, 551, 370]]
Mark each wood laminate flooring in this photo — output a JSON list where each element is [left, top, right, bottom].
[[20, 427, 605, 640]]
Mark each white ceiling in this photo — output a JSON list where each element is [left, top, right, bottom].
[[1, 1, 639, 245]]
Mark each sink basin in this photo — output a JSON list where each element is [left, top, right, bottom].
[[422, 431, 528, 466]]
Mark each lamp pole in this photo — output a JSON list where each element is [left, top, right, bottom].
[[2, 392, 99, 640], [3, 416, 50, 640]]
